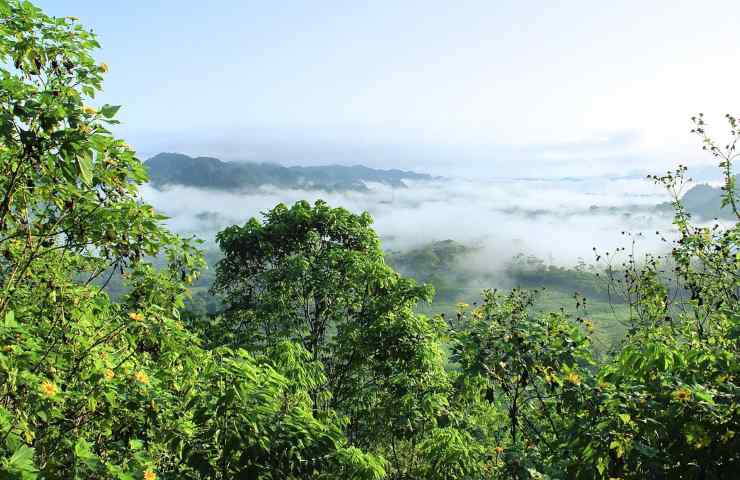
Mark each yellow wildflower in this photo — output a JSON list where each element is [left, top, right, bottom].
[[673, 387, 692, 402], [134, 370, 149, 385], [104, 369, 115, 381], [82, 105, 97, 115], [40, 381, 57, 397], [143, 470, 156, 480], [99, 62, 109, 73], [494, 446, 504, 455], [566, 371, 581, 386], [129, 312, 144, 322]]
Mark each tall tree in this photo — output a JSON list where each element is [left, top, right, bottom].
[[212, 200, 450, 468]]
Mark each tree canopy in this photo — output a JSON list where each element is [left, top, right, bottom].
[[0, 1, 738, 479], [0, 2, 384, 478]]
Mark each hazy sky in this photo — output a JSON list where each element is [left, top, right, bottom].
[[37, 1, 739, 176]]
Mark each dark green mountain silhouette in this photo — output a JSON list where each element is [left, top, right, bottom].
[[144, 152, 433, 191], [660, 176, 740, 220]]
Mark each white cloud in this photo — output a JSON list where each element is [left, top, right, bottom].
[[141, 174, 677, 266]]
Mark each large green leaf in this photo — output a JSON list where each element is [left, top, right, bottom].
[[76, 150, 93, 186], [2, 446, 38, 477]]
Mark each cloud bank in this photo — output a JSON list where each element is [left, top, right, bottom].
[[141, 174, 677, 267]]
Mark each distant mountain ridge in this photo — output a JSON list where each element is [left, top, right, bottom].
[[144, 152, 434, 191], [660, 176, 740, 220]]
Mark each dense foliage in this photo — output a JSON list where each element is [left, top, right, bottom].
[[0, 2, 384, 478], [210, 200, 449, 473], [1, 1, 738, 479]]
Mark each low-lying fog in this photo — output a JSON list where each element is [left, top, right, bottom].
[[140, 175, 679, 267]]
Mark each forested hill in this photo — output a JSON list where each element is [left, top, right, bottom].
[[676, 176, 740, 220], [144, 152, 434, 191]]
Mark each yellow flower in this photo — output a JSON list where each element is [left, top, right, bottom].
[[673, 387, 692, 402], [134, 370, 149, 385], [566, 372, 581, 386], [82, 105, 97, 115], [40, 381, 57, 397], [104, 369, 115, 381], [129, 312, 144, 322], [2, 345, 12, 353], [143, 470, 156, 480], [494, 446, 504, 455], [99, 62, 109, 73]]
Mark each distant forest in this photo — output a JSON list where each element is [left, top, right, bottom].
[[145, 152, 434, 192]]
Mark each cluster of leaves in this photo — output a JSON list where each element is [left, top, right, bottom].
[[433, 117, 740, 479], [210, 200, 451, 474], [0, 2, 385, 478]]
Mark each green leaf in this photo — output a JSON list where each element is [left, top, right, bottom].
[[693, 388, 715, 405], [99, 104, 120, 119], [3, 445, 38, 476], [74, 438, 94, 460], [76, 150, 93, 186], [596, 456, 607, 475], [3, 310, 17, 328]]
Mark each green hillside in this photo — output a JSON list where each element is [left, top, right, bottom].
[[659, 175, 740, 220], [145, 152, 434, 191]]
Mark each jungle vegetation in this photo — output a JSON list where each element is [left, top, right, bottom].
[[0, 2, 737, 479]]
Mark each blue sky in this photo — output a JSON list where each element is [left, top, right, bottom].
[[37, 1, 740, 176]]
